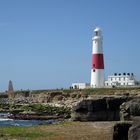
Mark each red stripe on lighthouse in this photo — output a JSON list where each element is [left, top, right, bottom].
[[92, 54, 104, 69]]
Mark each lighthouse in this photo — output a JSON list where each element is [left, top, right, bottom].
[[91, 27, 104, 88]]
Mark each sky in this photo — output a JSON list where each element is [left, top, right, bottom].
[[0, 0, 140, 91]]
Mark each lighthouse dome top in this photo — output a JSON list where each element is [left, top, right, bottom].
[[93, 27, 102, 37], [94, 27, 102, 32]]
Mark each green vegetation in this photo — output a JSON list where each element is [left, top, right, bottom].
[[73, 87, 140, 95], [0, 103, 71, 118], [19, 104, 71, 116], [0, 125, 58, 140], [14, 86, 140, 95], [0, 121, 114, 140], [0, 122, 76, 140]]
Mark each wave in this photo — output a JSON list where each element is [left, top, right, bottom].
[[0, 118, 13, 121]]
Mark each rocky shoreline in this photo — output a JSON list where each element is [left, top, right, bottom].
[[1, 88, 140, 139], [7, 114, 62, 120]]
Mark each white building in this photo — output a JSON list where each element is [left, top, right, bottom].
[[105, 73, 137, 87], [71, 83, 90, 89]]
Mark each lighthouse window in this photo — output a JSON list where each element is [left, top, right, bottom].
[[93, 69, 95, 72], [95, 31, 98, 36]]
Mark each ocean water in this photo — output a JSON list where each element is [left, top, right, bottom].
[[0, 113, 59, 126]]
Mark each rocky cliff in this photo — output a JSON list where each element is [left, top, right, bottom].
[[71, 96, 132, 121]]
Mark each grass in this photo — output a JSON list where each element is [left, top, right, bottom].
[[0, 122, 73, 140], [0, 125, 57, 140], [81, 87, 140, 95], [14, 86, 140, 96], [0, 121, 114, 140]]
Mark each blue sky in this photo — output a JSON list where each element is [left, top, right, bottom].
[[0, 0, 140, 91]]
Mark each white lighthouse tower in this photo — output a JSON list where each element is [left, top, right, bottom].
[[91, 27, 104, 88]]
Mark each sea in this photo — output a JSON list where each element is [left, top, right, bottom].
[[0, 113, 59, 126]]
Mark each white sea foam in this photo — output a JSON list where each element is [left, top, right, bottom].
[[0, 118, 13, 121]]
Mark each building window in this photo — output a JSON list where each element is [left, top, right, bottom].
[[114, 73, 117, 76], [123, 73, 126, 75], [119, 77, 121, 81], [124, 77, 125, 81]]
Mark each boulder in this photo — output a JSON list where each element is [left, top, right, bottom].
[[53, 95, 64, 101], [128, 117, 140, 140], [113, 122, 132, 140], [120, 98, 140, 121]]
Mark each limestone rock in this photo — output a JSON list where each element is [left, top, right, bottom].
[[72, 97, 128, 121], [120, 98, 140, 121], [113, 122, 132, 140], [128, 117, 140, 140]]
